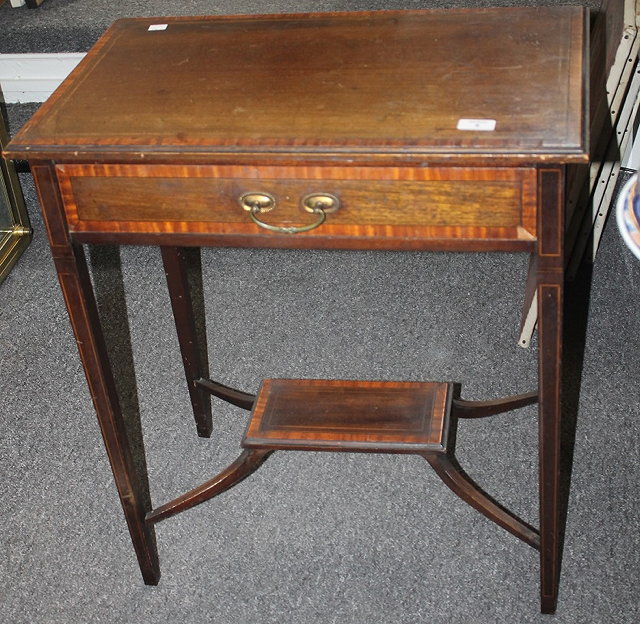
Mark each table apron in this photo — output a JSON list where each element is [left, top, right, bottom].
[[55, 164, 538, 250]]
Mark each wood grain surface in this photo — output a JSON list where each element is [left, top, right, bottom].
[[56, 163, 537, 245], [243, 379, 451, 453], [5, 8, 588, 165]]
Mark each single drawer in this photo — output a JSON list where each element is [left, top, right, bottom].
[[56, 164, 537, 247]]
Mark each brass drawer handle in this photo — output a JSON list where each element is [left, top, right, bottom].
[[239, 192, 276, 213], [301, 193, 340, 214], [238, 192, 339, 234]]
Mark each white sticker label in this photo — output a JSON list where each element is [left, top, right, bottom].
[[457, 118, 497, 131], [148, 24, 168, 31]]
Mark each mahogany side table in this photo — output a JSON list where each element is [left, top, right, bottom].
[[5, 8, 588, 614]]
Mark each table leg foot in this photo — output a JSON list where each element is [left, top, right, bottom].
[[541, 594, 558, 615]]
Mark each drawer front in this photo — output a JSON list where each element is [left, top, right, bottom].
[[56, 164, 537, 247]]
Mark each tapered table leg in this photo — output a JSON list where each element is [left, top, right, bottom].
[[32, 165, 161, 584], [55, 243, 161, 584], [537, 167, 565, 614], [161, 246, 213, 438]]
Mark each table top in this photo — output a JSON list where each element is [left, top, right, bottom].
[[6, 7, 588, 166]]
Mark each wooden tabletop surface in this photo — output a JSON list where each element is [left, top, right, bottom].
[[6, 7, 588, 164]]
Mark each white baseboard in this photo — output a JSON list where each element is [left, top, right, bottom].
[[0, 53, 85, 103]]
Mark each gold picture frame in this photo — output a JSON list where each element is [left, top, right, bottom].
[[0, 109, 32, 284]]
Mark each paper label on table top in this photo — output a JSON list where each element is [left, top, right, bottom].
[[457, 119, 497, 131]]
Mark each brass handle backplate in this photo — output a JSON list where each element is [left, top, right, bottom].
[[239, 192, 275, 213], [302, 193, 340, 214]]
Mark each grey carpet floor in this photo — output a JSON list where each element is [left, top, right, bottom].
[[0, 0, 603, 52], [1, 2, 639, 623]]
